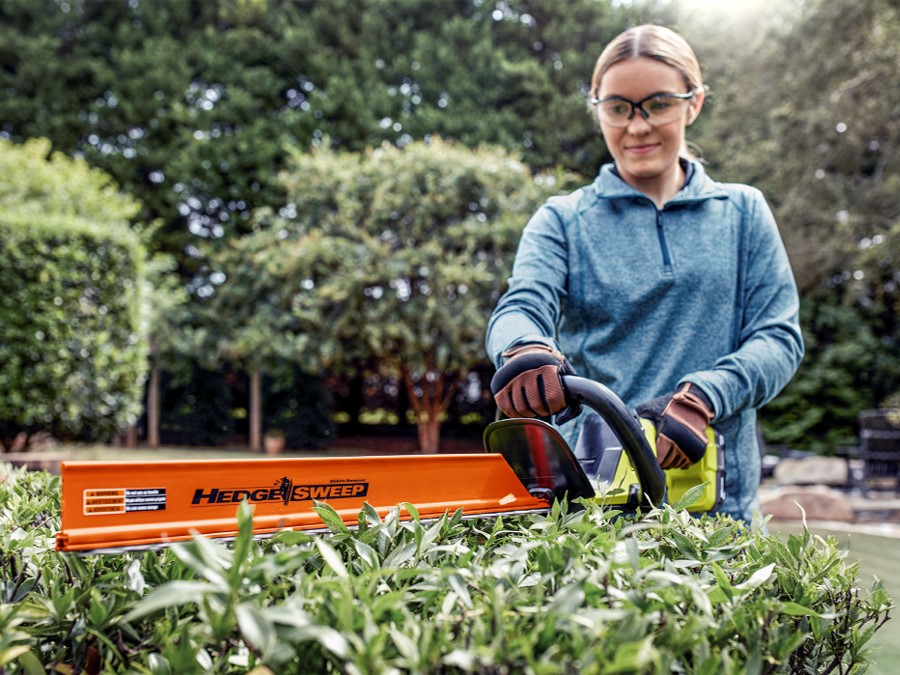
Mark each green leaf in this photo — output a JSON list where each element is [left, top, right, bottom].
[[361, 502, 382, 526], [745, 642, 763, 675], [172, 536, 231, 590], [294, 626, 350, 659], [383, 541, 418, 568], [602, 637, 657, 674], [669, 530, 700, 560], [626, 536, 640, 571], [146, 653, 172, 675], [710, 562, 734, 601], [418, 514, 446, 555], [442, 648, 476, 670], [447, 573, 473, 610], [236, 603, 276, 657], [674, 482, 709, 511], [316, 539, 349, 580], [8, 648, 44, 675], [0, 645, 32, 668], [313, 501, 351, 535], [272, 530, 313, 545], [229, 501, 256, 586], [401, 501, 420, 521], [780, 601, 822, 617], [123, 581, 217, 621], [125, 558, 146, 596], [736, 563, 776, 592], [353, 540, 380, 568], [260, 605, 312, 630], [706, 523, 736, 547], [389, 627, 419, 663], [548, 583, 585, 615]]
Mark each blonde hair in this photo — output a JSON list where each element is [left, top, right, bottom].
[[590, 25, 704, 101]]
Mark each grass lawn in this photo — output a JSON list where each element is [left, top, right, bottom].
[[772, 521, 899, 674]]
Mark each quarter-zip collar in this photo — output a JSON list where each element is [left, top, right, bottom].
[[590, 160, 730, 208]]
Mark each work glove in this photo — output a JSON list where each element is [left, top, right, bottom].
[[490, 344, 573, 418], [636, 384, 714, 470]]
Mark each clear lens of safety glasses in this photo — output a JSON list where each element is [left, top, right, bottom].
[[591, 92, 695, 128]]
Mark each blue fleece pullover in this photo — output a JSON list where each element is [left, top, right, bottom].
[[486, 161, 804, 522]]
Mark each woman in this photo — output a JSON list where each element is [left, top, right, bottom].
[[485, 25, 804, 524]]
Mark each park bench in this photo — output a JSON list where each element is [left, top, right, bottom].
[[858, 408, 900, 496]]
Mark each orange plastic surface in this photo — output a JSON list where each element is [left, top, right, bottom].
[[55, 454, 550, 552]]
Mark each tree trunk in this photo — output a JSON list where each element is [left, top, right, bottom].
[[147, 362, 160, 448], [402, 367, 459, 454], [417, 415, 441, 455], [249, 368, 262, 453]]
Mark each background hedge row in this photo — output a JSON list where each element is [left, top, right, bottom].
[[0, 210, 146, 450]]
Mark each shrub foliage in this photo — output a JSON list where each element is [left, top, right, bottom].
[[0, 465, 891, 673], [0, 137, 148, 450], [0, 212, 147, 449]]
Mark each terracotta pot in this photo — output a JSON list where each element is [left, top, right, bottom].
[[263, 434, 285, 455]]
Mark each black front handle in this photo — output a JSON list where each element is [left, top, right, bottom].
[[560, 375, 667, 508]]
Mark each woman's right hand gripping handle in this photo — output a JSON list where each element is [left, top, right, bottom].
[[490, 344, 574, 418]]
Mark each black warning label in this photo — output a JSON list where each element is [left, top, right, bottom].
[[125, 488, 167, 512], [83, 488, 167, 515]]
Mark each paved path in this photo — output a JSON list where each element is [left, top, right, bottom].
[[761, 480, 900, 538], [771, 519, 900, 539]]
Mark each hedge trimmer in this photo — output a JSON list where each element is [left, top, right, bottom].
[[55, 376, 723, 553]]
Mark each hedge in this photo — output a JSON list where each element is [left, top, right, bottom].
[[0, 465, 891, 673], [0, 211, 147, 448]]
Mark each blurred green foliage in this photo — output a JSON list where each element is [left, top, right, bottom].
[[202, 139, 565, 451], [0, 0, 632, 263], [0, 138, 148, 448], [0, 0, 897, 450], [684, 0, 900, 445], [0, 215, 147, 448]]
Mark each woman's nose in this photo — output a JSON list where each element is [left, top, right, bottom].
[[625, 112, 652, 134]]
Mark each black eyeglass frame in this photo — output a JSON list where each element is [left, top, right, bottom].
[[589, 90, 696, 126]]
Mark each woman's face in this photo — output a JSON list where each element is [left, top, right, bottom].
[[595, 57, 704, 197]]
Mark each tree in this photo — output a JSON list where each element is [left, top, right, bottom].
[[681, 0, 900, 448], [141, 253, 191, 448], [194, 227, 315, 451], [217, 140, 567, 452], [0, 0, 640, 265], [685, 0, 898, 294], [758, 295, 900, 452]]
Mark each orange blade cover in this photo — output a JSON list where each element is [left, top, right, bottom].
[[55, 454, 550, 552]]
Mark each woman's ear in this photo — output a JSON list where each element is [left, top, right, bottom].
[[687, 87, 706, 125]]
